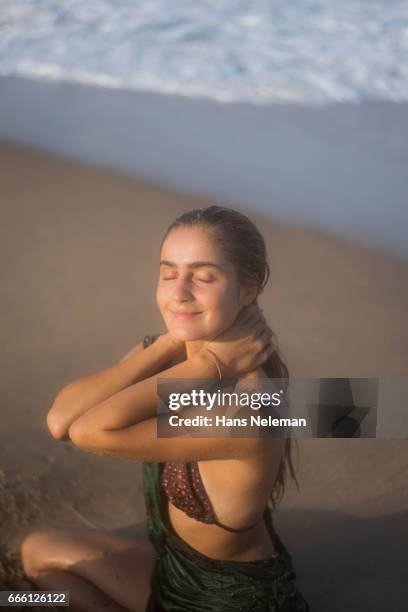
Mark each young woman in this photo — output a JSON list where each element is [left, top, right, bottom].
[[20, 206, 310, 612]]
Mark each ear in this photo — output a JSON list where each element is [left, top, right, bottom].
[[239, 282, 258, 307]]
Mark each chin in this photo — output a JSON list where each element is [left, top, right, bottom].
[[163, 312, 227, 342], [170, 328, 204, 341], [166, 320, 212, 342]]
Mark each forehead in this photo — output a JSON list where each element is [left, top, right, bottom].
[[160, 226, 228, 267]]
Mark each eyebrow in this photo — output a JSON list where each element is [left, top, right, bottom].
[[160, 260, 222, 271]]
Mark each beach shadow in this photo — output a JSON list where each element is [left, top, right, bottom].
[[274, 508, 408, 612]]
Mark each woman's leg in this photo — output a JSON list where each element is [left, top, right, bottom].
[[20, 525, 156, 612], [29, 568, 130, 612]]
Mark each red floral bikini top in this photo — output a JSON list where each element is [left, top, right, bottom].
[[161, 460, 260, 532], [143, 333, 260, 533]]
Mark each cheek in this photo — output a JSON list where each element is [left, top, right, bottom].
[[206, 288, 239, 322], [156, 295, 168, 321], [156, 283, 170, 308]]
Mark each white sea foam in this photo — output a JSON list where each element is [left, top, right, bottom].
[[0, 0, 407, 105]]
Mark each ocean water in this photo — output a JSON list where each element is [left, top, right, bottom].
[[0, 0, 407, 105]]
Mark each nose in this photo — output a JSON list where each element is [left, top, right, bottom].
[[171, 276, 195, 302]]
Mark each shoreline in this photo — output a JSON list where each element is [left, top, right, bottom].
[[1, 75, 407, 260]]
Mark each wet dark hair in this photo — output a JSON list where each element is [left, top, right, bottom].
[[161, 205, 299, 509]]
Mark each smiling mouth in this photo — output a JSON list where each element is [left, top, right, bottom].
[[171, 311, 202, 320]]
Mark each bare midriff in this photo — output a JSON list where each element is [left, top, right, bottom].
[[167, 500, 277, 562]]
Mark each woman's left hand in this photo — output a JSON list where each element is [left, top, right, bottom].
[[200, 304, 273, 377]]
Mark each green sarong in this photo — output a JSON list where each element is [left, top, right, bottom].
[[143, 461, 310, 612]]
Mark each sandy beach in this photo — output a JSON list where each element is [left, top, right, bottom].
[[1, 142, 407, 610]]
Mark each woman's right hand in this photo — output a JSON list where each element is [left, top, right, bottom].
[[201, 304, 274, 378]]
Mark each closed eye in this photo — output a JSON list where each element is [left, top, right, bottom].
[[161, 276, 214, 283]]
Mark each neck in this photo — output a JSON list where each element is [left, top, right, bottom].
[[185, 340, 206, 360]]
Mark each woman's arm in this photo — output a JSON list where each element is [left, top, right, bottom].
[[67, 307, 275, 462], [46, 334, 184, 440], [118, 340, 145, 363], [68, 349, 219, 439]]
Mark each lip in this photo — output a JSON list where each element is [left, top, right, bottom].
[[171, 310, 202, 321]]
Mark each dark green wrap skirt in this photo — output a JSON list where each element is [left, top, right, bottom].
[[143, 461, 310, 612]]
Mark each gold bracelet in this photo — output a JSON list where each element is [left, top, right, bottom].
[[203, 348, 223, 380]]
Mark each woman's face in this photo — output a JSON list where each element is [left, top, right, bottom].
[[156, 225, 254, 341]]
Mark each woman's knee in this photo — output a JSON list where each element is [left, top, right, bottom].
[[20, 528, 95, 575], [20, 527, 156, 588], [20, 527, 156, 612], [20, 529, 61, 576]]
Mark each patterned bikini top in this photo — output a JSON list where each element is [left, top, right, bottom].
[[142, 333, 260, 533], [161, 460, 261, 532]]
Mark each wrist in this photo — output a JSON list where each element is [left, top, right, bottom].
[[154, 333, 183, 359]]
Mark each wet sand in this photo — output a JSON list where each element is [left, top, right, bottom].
[[1, 142, 407, 610]]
